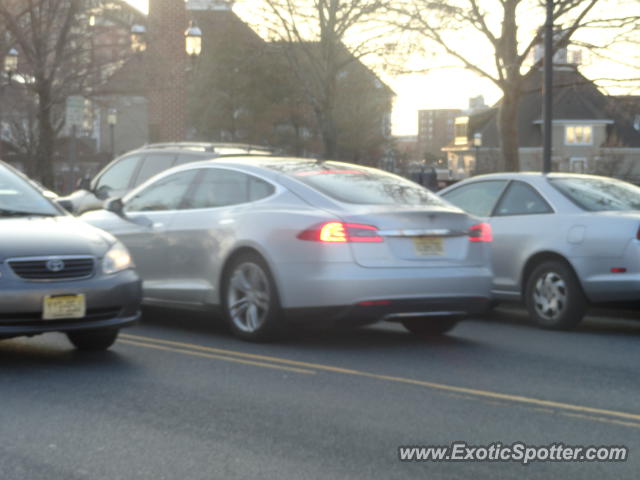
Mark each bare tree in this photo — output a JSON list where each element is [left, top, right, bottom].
[[391, 0, 638, 171], [0, 0, 130, 186], [259, 0, 396, 159]]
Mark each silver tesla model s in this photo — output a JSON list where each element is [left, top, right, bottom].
[[81, 157, 492, 341], [440, 172, 640, 329]]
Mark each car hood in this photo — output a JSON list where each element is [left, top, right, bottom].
[[0, 216, 114, 261]]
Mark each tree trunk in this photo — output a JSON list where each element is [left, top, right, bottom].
[[319, 109, 337, 159], [35, 82, 55, 188], [498, 87, 520, 172]]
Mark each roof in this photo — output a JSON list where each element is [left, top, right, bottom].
[[465, 66, 639, 148]]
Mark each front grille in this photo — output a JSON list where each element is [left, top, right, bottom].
[[8, 257, 95, 280]]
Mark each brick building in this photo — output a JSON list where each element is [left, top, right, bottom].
[[417, 109, 461, 163]]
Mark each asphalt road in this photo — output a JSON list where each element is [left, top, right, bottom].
[[1, 306, 639, 480]]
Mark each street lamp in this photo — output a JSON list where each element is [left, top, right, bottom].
[[131, 24, 147, 54], [185, 21, 202, 58], [107, 108, 117, 158], [4, 48, 18, 83], [473, 132, 482, 174]]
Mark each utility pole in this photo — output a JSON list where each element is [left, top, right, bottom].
[[542, 0, 553, 173]]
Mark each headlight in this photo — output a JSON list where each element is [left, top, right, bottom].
[[102, 241, 133, 274]]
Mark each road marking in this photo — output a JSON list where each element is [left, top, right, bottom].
[[120, 333, 640, 427], [119, 339, 316, 375]]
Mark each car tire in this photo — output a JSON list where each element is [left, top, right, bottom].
[[401, 317, 459, 337], [524, 260, 586, 330], [67, 329, 119, 351], [222, 253, 284, 342]]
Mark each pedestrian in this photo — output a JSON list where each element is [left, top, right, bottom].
[[423, 164, 438, 191]]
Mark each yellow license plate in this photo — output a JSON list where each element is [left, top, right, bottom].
[[42, 294, 86, 320], [413, 236, 444, 256]]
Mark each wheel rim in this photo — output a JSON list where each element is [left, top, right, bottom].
[[532, 271, 567, 321], [227, 262, 271, 333]]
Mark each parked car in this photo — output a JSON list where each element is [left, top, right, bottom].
[[0, 161, 142, 350], [60, 142, 275, 214], [81, 157, 493, 341], [439, 172, 640, 329]]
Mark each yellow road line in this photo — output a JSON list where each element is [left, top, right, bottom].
[[120, 333, 640, 426], [119, 339, 316, 375]]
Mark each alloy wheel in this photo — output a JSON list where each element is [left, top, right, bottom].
[[227, 262, 271, 333]]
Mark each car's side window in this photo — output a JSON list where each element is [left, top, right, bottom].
[[125, 170, 197, 212], [440, 180, 508, 217], [249, 176, 275, 201], [94, 155, 142, 196], [185, 169, 274, 209], [132, 154, 177, 187], [494, 181, 553, 216]]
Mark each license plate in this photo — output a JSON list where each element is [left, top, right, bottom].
[[42, 294, 86, 320], [413, 236, 444, 256]]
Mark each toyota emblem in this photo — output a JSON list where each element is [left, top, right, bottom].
[[46, 258, 65, 272]]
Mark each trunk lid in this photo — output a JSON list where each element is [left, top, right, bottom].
[[336, 205, 484, 268]]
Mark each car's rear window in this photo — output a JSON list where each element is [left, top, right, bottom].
[[270, 162, 447, 206], [550, 176, 640, 211]]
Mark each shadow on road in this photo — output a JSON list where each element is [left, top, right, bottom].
[[139, 306, 481, 352], [480, 303, 640, 336], [0, 334, 137, 371]]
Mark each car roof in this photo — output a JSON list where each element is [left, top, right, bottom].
[[456, 171, 620, 182], [132, 142, 277, 156], [169, 156, 379, 173]]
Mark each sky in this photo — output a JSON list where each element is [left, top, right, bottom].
[[124, 0, 638, 136]]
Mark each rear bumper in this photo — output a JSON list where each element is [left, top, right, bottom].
[[0, 269, 141, 337], [285, 296, 490, 327], [580, 273, 640, 303], [275, 262, 493, 309]]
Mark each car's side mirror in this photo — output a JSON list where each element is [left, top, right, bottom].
[[55, 198, 75, 213], [105, 197, 125, 217], [95, 185, 111, 200]]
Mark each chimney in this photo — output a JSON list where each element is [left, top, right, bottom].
[[147, 0, 188, 142], [533, 28, 569, 67]]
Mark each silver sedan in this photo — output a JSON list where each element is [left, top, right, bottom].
[[81, 157, 493, 341], [439, 172, 640, 329]]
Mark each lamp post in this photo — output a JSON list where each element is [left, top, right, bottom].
[[542, 0, 554, 173], [1, 48, 19, 160], [107, 109, 117, 159], [184, 21, 202, 59], [131, 24, 147, 54], [4, 48, 18, 83], [473, 132, 482, 175]]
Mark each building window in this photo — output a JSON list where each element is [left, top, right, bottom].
[[565, 125, 593, 145], [454, 117, 468, 145]]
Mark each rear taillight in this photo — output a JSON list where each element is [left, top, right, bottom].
[[637, 226, 640, 240], [468, 223, 493, 242], [298, 222, 383, 243]]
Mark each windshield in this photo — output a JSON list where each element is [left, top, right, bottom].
[[271, 161, 448, 206], [549, 176, 640, 212], [0, 164, 60, 217]]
